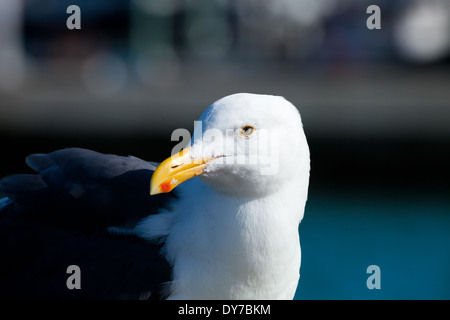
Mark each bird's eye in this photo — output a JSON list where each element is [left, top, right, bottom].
[[238, 125, 256, 137]]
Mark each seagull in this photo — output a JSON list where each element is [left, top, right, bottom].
[[0, 93, 310, 300]]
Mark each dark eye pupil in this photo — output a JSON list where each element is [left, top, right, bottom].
[[242, 126, 254, 135]]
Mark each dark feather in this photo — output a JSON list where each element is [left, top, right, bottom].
[[0, 148, 175, 299]]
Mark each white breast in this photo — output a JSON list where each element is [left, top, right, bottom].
[[156, 179, 305, 300]]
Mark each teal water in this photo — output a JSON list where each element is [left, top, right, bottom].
[[294, 188, 450, 299]]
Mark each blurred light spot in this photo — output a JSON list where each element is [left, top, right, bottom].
[[394, 1, 450, 63], [0, 0, 25, 92], [135, 45, 180, 89], [0, 47, 25, 93], [267, 0, 332, 26], [82, 52, 128, 96]]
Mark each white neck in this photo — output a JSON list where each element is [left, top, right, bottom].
[[147, 178, 306, 300]]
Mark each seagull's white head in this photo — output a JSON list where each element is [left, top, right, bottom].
[[151, 93, 309, 198]]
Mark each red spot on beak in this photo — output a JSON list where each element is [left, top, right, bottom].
[[160, 181, 172, 193]]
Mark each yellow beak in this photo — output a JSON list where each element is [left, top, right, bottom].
[[150, 147, 214, 195]]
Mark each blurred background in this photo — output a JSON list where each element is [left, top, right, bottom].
[[0, 0, 449, 299]]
